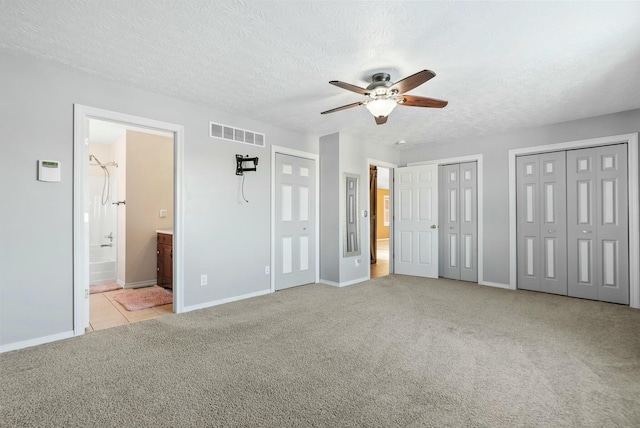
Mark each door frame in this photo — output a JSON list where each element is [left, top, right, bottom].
[[407, 154, 484, 284], [367, 158, 397, 277], [73, 105, 185, 335], [508, 133, 639, 308], [271, 146, 320, 292]]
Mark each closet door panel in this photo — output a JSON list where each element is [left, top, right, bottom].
[[440, 164, 460, 280], [567, 148, 598, 300], [595, 144, 629, 304], [459, 162, 478, 282], [517, 155, 541, 291], [539, 151, 567, 295]]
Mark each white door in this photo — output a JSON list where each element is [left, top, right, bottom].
[[394, 165, 439, 277], [275, 153, 316, 290]]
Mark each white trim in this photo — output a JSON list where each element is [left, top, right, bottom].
[[183, 289, 271, 312], [408, 154, 483, 167], [479, 281, 512, 290], [320, 276, 369, 287], [508, 133, 639, 308], [367, 158, 398, 275], [73, 105, 186, 337], [368, 158, 397, 169], [271, 146, 320, 292], [629, 135, 640, 309], [405, 155, 484, 285], [1, 330, 74, 354]]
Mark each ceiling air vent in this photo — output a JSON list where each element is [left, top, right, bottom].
[[210, 122, 265, 148]]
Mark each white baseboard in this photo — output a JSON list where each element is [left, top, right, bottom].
[[183, 289, 272, 313], [0, 330, 74, 354], [480, 281, 514, 290], [320, 277, 369, 288], [117, 279, 125, 287], [124, 280, 157, 289]]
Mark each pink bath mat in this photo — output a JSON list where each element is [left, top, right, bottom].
[[113, 286, 173, 311], [90, 282, 122, 294]]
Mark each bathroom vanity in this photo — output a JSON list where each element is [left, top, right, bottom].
[[156, 230, 173, 289]]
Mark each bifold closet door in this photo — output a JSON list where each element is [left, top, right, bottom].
[[516, 152, 567, 294], [440, 162, 477, 282], [567, 144, 629, 304]]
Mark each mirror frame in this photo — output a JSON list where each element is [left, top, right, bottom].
[[343, 172, 361, 257]]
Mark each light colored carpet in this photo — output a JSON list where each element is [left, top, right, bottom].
[[89, 282, 121, 294], [1, 275, 639, 427], [113, 286, 173, 311]]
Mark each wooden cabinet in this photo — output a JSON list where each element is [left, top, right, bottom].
[[157, 233, 173, 289]]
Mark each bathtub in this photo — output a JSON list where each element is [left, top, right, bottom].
[[89, 245, 116, 284]]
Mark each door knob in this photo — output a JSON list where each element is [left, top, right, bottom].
[[431, 225, 437, 229]]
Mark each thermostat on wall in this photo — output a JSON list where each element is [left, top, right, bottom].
[[38, 160, 61, 182]]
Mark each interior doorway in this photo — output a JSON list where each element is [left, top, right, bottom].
[[401, 155, 485, 283], [270, 146, 320, 291], [370, 164, 392, 278], [86, 119, 175, 330], [274, 152, 317, 290], [73, 105, 185, 336]]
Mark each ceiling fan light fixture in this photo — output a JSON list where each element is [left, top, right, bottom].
[[365, 99, 397, 118]]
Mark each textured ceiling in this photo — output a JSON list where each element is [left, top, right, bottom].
[[1, 1, 640, 149]]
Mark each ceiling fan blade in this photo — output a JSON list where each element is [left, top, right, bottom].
[[399, 95, 448, 108], [320, 101, 363, 115], [375, 116, 388, 125], [389, 70, 436, 94], [329, 81, 370, 95]]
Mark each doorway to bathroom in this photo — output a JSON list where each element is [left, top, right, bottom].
[[86, 119, 175, 331], [73, 105, 185, 336]]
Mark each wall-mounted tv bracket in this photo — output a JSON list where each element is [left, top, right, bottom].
[[236, 154, 259, 176]]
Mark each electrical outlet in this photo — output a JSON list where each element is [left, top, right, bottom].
[[355, 258, 361, 267], [200, 274, 207, 286], [264, 266, 270, 275]]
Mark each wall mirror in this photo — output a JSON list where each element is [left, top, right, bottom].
[[343, 172, 361, 257]]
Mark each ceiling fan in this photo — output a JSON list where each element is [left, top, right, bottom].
[[321, 70, 448, 125]]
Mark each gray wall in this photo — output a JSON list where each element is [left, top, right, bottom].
[[398, 108, 640, 285], [0, 52, 318, 347], [319, 133, 340, 283], [319, 132, 400, 285]]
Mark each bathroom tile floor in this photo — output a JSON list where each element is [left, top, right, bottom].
[[87, 287, 173, 332]]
